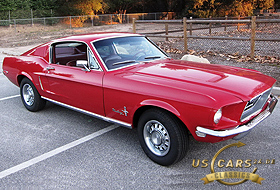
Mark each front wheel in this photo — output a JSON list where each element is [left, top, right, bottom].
[[20, 78, 46, 112], [137, 108, 189, 166]]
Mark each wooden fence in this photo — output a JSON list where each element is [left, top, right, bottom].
[[132, 17, 280, 58]]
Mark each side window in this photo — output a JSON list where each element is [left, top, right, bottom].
[[88, 48, 99, 70], [51, 42, 87, 67]]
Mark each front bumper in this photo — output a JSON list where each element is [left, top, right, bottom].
[[196, 95, 278, 138]]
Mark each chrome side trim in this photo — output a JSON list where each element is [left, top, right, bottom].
[[196, 95, 278, 137], [38, 76, 44, 91], [41, 96, 132, 129]]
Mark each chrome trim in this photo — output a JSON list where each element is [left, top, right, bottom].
[[38, 76, 44, 91], [196, 95, 278, 137], [42, 96, 132, 129]]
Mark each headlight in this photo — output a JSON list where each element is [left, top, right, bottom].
[[214, 108, 222, 124]]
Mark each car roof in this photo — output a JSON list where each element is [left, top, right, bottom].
[[52, 32, 142, 44]]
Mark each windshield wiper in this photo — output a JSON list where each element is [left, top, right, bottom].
[[112, 60, 137, 66], [144, 56, 162, 60]]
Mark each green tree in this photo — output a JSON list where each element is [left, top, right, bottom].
[[0, 0, 17, 11], [14, 0, 31, 9], [30, 0, 57, 10], [0, 0, 30, 10]]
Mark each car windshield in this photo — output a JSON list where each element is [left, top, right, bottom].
[[92, 36, 168, 70]]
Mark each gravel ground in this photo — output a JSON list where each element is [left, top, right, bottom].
[[0, 23, 279, 86]]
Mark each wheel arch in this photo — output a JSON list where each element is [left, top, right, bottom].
[[17, 73, 33, 86], [132, 100, 189, 133]]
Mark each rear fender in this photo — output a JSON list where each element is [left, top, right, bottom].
[[17, 72, 33, 86]]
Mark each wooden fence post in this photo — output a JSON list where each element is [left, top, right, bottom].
[[14, 19, 16, 33], [132, 18, 136, 33], [183, 17, 188, 52], [190, 17, 193, 36], [31, 9, 34, 26], [224, 16, 227, 31], [165, 17, 169, 41], [237, 15, 240, 31], [250, 16, 256, 58], [209, 16, 212, 34]]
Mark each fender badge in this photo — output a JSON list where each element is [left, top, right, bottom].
[[112, 106, 129, 116]]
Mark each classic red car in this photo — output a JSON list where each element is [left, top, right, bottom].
[[2, 33, 278, 165]]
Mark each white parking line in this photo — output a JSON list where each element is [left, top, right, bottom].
[[0, 124, 119, 179], [0, 94, 20, 101]]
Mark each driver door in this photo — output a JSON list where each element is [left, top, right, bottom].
[[44, 42, 105, 116]]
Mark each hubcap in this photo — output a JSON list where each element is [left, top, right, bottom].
[[143, 120, 170, 156], [22, 84, 35, 106]]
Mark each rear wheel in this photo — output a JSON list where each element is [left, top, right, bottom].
[[137, 108, 189, 166], [20, 78, 46, 112]]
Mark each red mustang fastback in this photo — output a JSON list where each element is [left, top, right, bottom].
[[2, 33, 278, 165]]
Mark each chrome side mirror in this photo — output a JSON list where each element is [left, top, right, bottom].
[[76, 60, 91, 71]]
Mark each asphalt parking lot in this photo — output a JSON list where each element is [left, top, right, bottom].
[[0, 58, 279, 189]]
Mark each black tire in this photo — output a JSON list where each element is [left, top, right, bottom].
[[20, 78, 46, 112], [137, 108, 189, 166]]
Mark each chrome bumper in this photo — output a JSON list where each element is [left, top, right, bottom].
[[196, 95, 278, 138]]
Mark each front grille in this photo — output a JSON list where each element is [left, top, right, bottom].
[[244, 95, 261, 111], [241, 88, 272, 121]]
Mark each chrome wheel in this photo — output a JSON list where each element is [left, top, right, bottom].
[[20, 78, 46, 112], [22, 83, 35, 106], [138, 108, 189, 166], [143, 120, 170, 156]]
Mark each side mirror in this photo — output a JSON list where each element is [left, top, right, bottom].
[[76, 60, 90, 71]]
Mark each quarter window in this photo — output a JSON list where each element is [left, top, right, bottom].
[[88, 49, 99, 70]]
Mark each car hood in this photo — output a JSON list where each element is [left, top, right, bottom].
[[120, 59, 276, 102]]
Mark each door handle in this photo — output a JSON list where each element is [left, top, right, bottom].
[[46, 67, 55, 70]]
